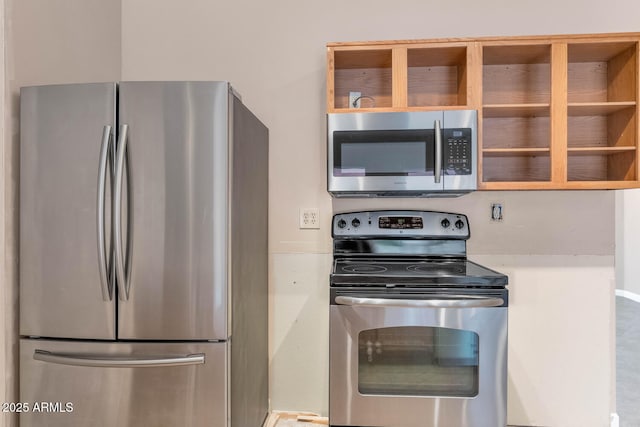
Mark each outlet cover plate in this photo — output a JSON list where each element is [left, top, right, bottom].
[[349, 91, 361, 109], [299, 208, 320, 229]]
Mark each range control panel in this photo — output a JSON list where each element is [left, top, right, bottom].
[[332, 210, 469, 239]]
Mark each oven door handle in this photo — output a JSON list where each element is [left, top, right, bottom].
[[335, 295, 504, 308]]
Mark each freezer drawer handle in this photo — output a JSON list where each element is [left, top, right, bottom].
[[335, 295, 504, 308], [114, 124, 130, 301], [97, 125, 114, 301], [33, 350, 205, 368]]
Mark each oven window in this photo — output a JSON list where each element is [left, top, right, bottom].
[[358, 326, 479, 397]]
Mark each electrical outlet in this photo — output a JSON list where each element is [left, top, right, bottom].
[[490, 203, 503, 222], [349, 91, 361, 108], [299, 208, 320, 229]]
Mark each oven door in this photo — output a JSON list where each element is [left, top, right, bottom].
[[329, 290, 507, 427]]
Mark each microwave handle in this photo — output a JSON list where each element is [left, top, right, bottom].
[[434, 119, 442, 183]]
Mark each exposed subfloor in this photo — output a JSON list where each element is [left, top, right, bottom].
[[617, 296, 640, 427]]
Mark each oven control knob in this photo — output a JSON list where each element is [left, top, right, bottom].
[[455, 220, 465, 229], [441, 219, 450, 228], [337, 219, 347, 229], [351, 218, 361, 228]]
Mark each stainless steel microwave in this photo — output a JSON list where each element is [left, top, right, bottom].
[[327, 110, 477, 197]]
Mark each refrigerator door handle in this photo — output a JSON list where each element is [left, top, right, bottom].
[[114, 124, 129, 301], [97, 125, 113, 301], [34, 350, 205, 368]]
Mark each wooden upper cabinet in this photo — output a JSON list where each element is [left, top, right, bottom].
[[328, 42, 476, 111], [326, 33, 640, 190], [481, 43, 554, 185]]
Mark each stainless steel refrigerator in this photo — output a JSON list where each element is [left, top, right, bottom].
[[19, 82, 269, 427]]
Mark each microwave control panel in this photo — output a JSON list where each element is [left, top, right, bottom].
[[443, 128, 472, 175]]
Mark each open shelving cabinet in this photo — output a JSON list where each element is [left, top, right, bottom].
[[566, 41, 638, 184], [326, 32, 640, 190], [328, 42, 479, 112], [482, 43, 552, 184]]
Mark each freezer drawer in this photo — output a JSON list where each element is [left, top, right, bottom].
[[20, 339, 227, 427]]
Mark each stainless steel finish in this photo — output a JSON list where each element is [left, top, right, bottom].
[[335, 295, 504, 308], [328, 111, 444, 195], [329, 209, 508, 427], [443, 110, 478, 192], [114, 123, 129, 301], [20, 82, 269, 427], [332, 210, 468, 238], [434, 119, 442, 184], [117, 82, 230, 340], [330, 304, 508, 427], [20, 83, 117, 340], [229, 93, 270, 427], [34, 349, 205, 368], [327, 110, 477, 197], [21, 339, 227, 427], [97, 125, 113, 301], [229, 85, 243, 101]]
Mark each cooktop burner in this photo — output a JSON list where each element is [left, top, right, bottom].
[[406, 263, 466, 275], [340, 264, 388, 274]]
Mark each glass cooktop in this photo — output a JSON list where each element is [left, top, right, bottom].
[[331, 258, 508, 287]]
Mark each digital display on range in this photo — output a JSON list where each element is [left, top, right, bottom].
[[378, 216, 423, 229]]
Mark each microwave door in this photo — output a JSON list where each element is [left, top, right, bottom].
[[334, 134, 443, 193], [329, 111, 446, 194]]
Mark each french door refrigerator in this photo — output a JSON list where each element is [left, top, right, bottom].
[[19, 82, 269, 427]]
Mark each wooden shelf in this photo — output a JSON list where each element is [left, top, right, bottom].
[[327, 33, 640, 189], [568, 146, 636, 155], [568, 101, 636, 116], [481, 180, 640, 190], [483, 104, 550, 118], [568, 150, 636, 181], [483, 155, 550, 182], [483, 148, 550, 157]]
